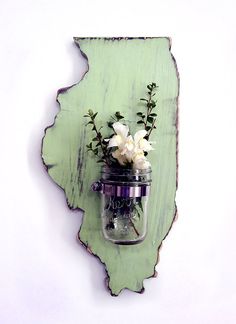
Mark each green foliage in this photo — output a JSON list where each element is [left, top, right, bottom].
[[137, 82, 158, 140], [107, 111, 124, 128], [84, 110, 111, 165], [84, 82, 158, 165]]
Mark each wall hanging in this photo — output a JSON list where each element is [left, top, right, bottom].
[[42, 37, 179, 296]]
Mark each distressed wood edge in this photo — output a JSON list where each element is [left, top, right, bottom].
[[41, 38, 90, 190], [73, 36, 171, 41], [41, 37, 180, 296]]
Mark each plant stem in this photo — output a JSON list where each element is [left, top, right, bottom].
[[92, 120, 110, 165], [146, 117, 156, 141], [144, 91, 153, 130], [129, 218, 140, 237], [141, 83, 158, 140]]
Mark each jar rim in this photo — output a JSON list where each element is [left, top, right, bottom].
[[101, 165, 152, 174]]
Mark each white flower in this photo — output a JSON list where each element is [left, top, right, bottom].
[[120, 135, 135, 162], [134, 130, 154, 152], [107, 122, 154, 169], [108, 122, 135, 162], [108, 122, 129, 148], [112, 149, 128, 165], [133, 158, 151, 170], [132, 151, 151, 170]]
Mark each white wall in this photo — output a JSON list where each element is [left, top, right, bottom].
[[0, 0, 236, 323]]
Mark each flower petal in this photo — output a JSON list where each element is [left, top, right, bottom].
[[133, 155, 151, 169], [139, 138, 154, 151], [134, 130, 147, 143], [135, 159, 151, 170], [108, 135, 122, 148], [112, 149, 127, 165], [125, 135, 134, 151], [132, 151, 145, 162], [125, 151, 133, 163], [113, 122, 129, 138]]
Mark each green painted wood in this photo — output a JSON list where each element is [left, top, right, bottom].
[[42, 37, 179, 296]]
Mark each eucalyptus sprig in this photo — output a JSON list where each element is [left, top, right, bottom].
[[137, 82, 158, 140], [84, 109, 111, 165]]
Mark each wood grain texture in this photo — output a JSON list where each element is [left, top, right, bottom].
[[42, 37, 179, 296]]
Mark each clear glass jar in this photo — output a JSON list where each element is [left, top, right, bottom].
[[95, 166, 152, 245]]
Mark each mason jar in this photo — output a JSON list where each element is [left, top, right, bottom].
[[93, 166, 152, 245]]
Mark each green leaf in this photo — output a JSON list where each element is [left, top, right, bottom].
[[91, 112, 98, 120], [137, 112, 143, 116], [92, 137, 98, 142], [107, 121, 113, 128], [114, 111, 124, 120], [110, 147, 118, 152], [88, 109, 93, 116], [147, 116, 154, 123], [135, 207, 141, 219], [145, 126, 151, 131], [150, 113, 157, 117], [137, 120, 145, 124], [140, 98, 148, 102], [93, 148, 98, 155], [138, 200, 143, 212], [86, 121, 93, 126]]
